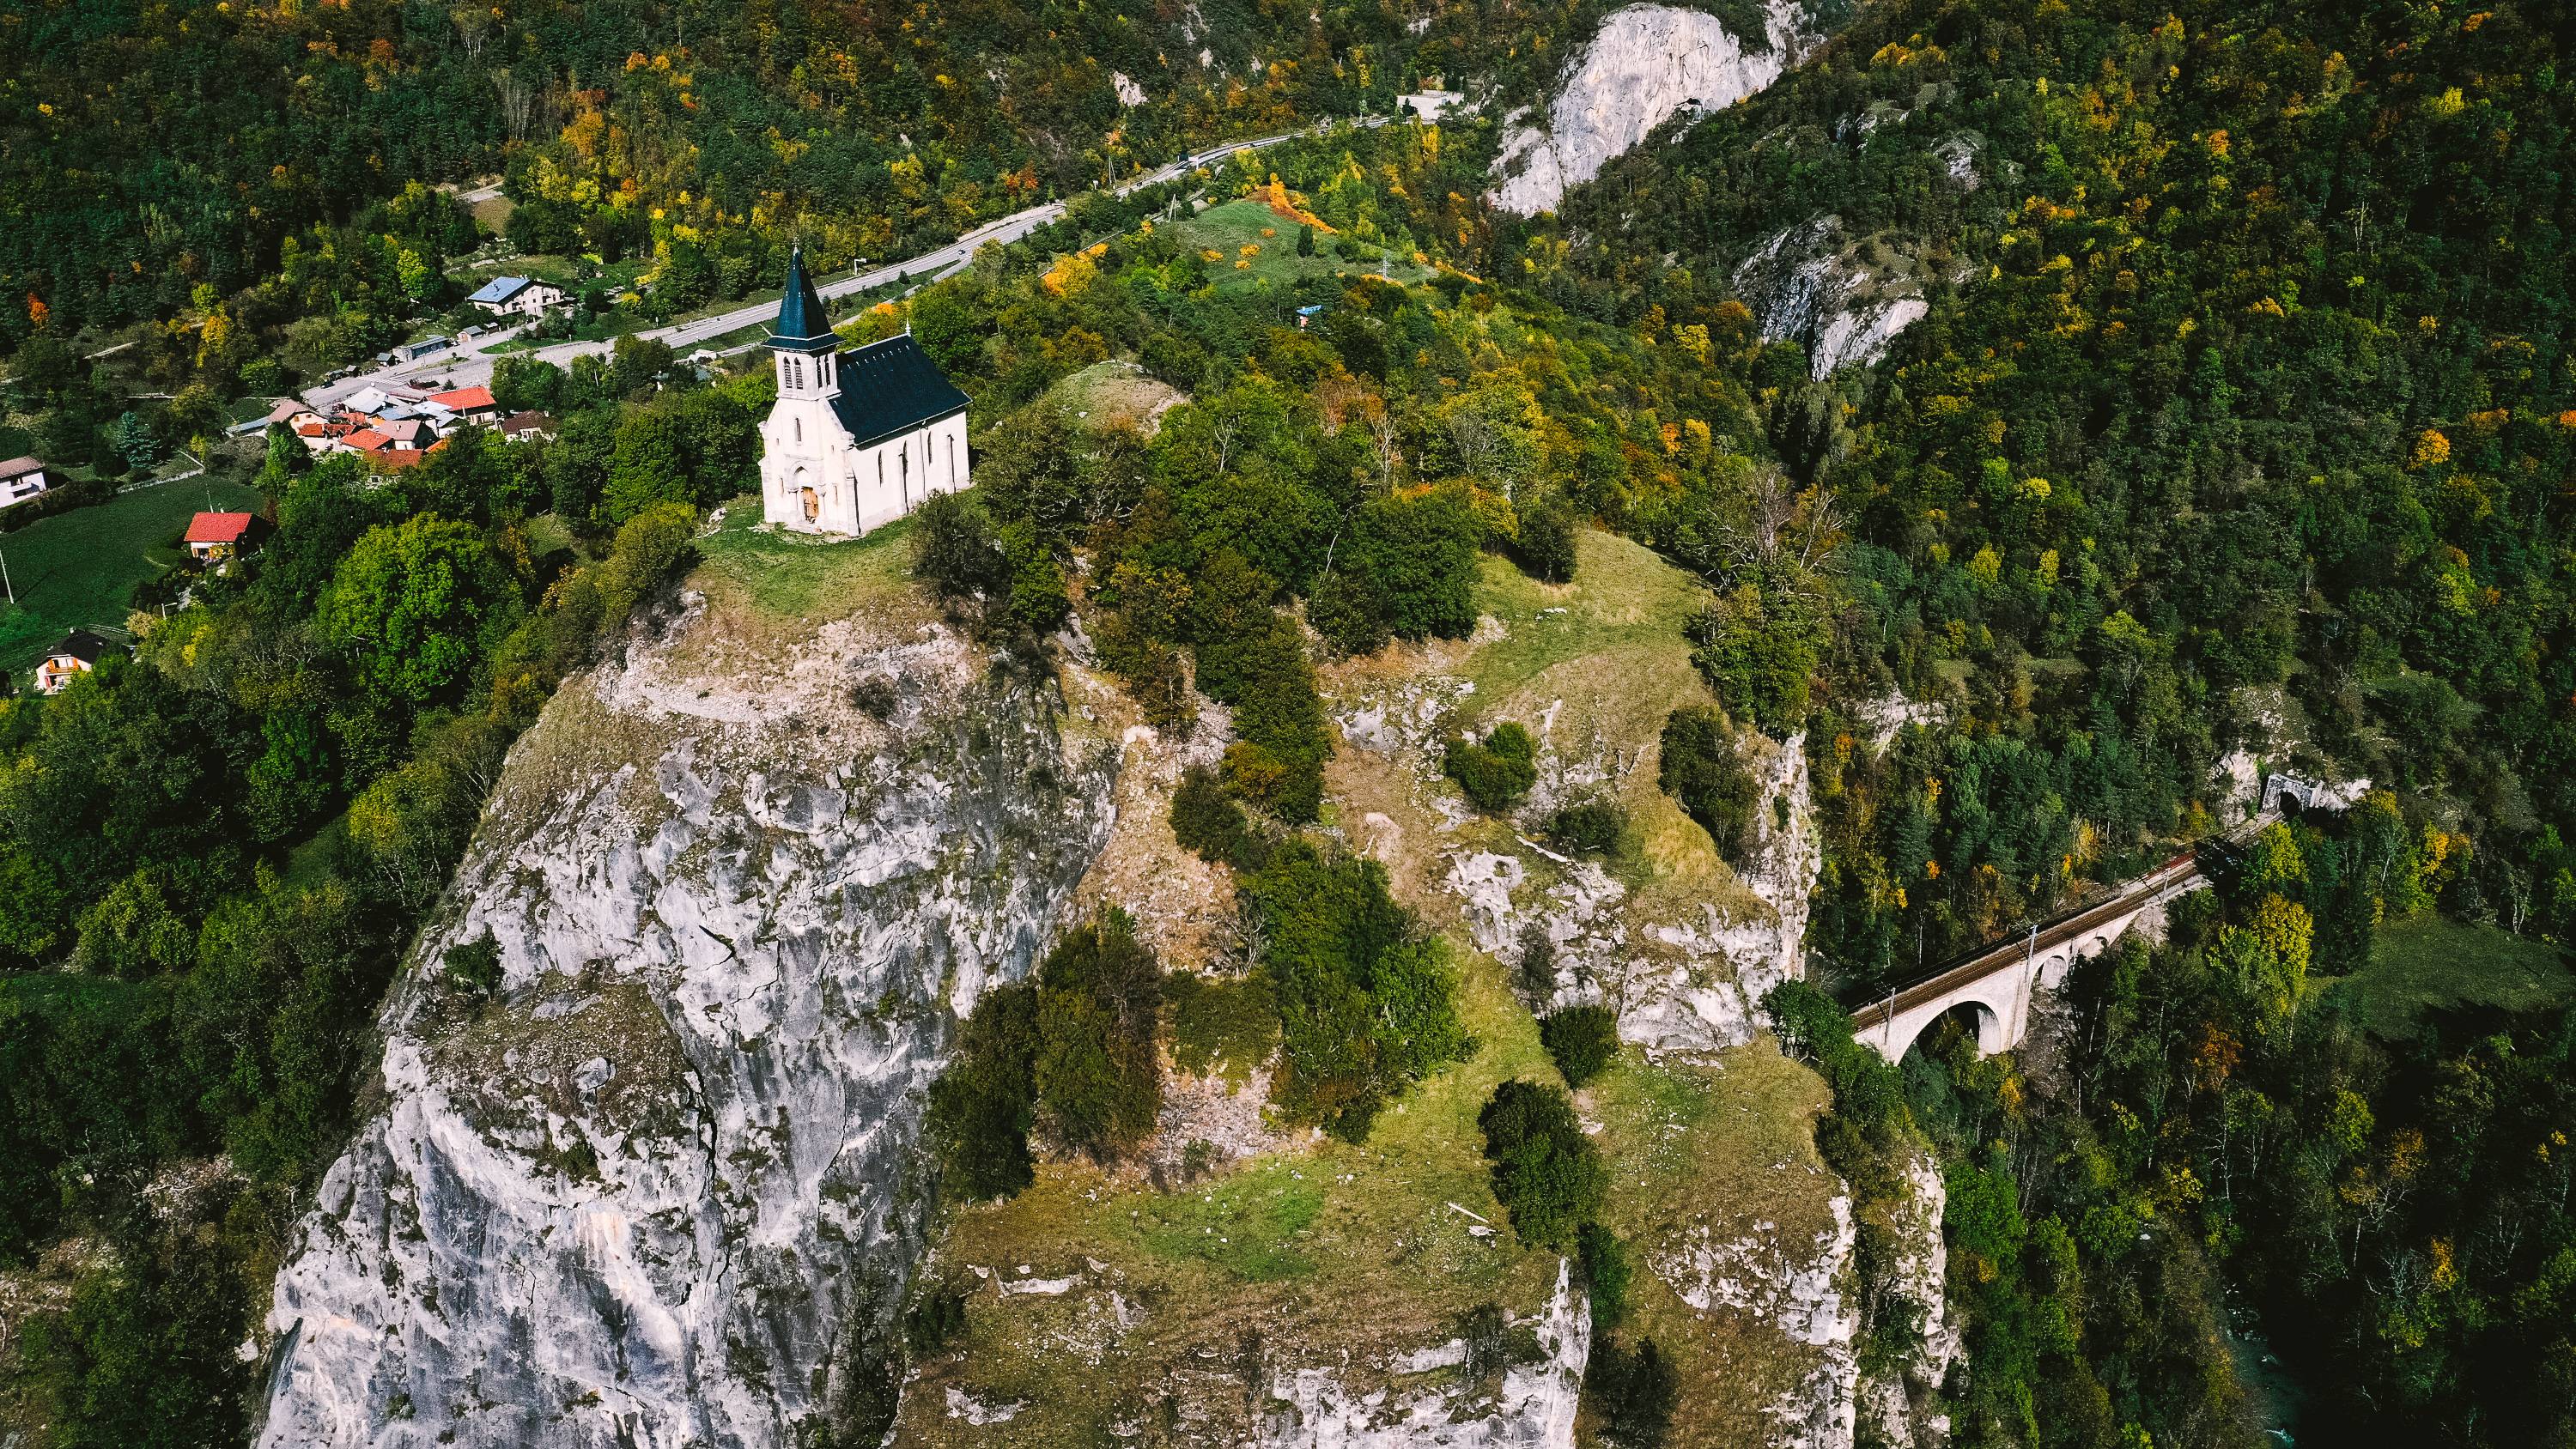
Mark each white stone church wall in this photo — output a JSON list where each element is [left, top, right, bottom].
[[849, 412, 969, 533]]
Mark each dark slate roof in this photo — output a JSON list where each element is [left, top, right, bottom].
[[51, 630, 114, 664], [829, 335, 969, 449], [767, 247, 836, 354]]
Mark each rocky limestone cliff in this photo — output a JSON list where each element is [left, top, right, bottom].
[[1862, 1151, 1961, 1449], [256, 568, 1120, 1448], [1259, 1264, 1590, 1448], [1492, 2, 1815, 216], [1426, 717, 1820, 1056], [1728, 103, 1985, 377], [1731, 216, 1948, 378]]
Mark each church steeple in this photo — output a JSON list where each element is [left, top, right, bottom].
[[766, 246, 836, 355]]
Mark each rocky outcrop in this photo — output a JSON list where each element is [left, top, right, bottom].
[[1492, 2, 1815, 215], [1260, 1263, 1590, 1448], [1860, 1151, 1960, 1449], [1732, 216, 1944, 378], [256, 591, 1119, 1449], [1617, 728, 1820, 1052], [1435, 722, 1820, 1055], [1655, 1192, 1858, 1446]]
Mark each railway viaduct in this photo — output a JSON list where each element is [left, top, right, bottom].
[[1845, 773, 2363, 1062], [1850, 847, 2215, 1061]]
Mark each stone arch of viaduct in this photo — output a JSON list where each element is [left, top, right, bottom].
[[1850, 853, 2213, 1064]]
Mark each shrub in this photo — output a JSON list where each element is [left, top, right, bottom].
[[1546, 798, 1625, 856], [1539, 1005, 1620, 1088], [1763, 979, 1906, 1134], [1093, 607, 1196, 730], [925, 981, 1041, 1199], [1338, 488, 1481, 641], [592, 501, 698, 626], [1686, 585, 1820, 738], [910, 491, 1010, 603], [904, 1281, 970, 1355], [1444, 722, 1537, 812], [1249, 840, 1467, 1141], [1201, 620, 1330, 824], [997, 518, 1072, 636], [1658, 706, 1758, 860], [1170, 766, 1262, 868], [927, 907, 1169, 1192], [1516, 921, 1558, 999], [440, 932, 504, 999], [1166, 972, 1280, 1082], [1477, 1079, 1605, 1250], [1512, 495, 1580, 583], [1578, 1222, 1634, 1332], [1583, 1337, 1677, 1446], [1457, 1301, 1541, 1386], [1307, 569, 1391, 656], [1030, 909, 1164, 1161], [70, 870, 194, 978]]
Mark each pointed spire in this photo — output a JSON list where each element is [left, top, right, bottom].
[[767, 244, 836, 354]]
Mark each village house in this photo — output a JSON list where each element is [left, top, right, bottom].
[[466, 276, 567, 321], [426, 385, 501, 425], [757, 247, 969, 537], [234, 398, 323, 440], [185, 511, 269, 563], [0, 456, 51, 510], [35, 631, 117, 695], [496, 411, 558, 444]]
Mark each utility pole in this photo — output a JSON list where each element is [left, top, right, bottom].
[[1, 549, 13, 604]]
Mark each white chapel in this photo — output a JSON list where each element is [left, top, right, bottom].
[[757, 247, 971, 537]]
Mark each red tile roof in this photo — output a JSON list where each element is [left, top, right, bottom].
[[0, 455, 42, 481], [343, 428, 393, 453], [185, 512, 257, 545], [428, 385, 497, 411]]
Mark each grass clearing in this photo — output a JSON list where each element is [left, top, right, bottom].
[[2324, 915, 2576, 1040], [895, 943, 1571, 1446], [1170, 199, 1431, 293], [1044, 360, 1187, 434], [676, 494, 933, 662], [1133, 1161, 1325, 1281], [1393, 529, 1764, 927], [0, 479, 263, 674]]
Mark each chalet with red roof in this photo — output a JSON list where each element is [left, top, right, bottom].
[[427, 385, 500, 423], [185, 511, 269, 562]]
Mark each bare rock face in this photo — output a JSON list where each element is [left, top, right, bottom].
[[1861, 1151, 1961, 1449], [1656, 1190, 1858, 1446], [1615, 728, 1821, 1053], [1492, 2, 1816, 216], [256, 597, 1119, 1449], [1731, 216, 1947, 378], [1260, 1264, 1590, 1449]]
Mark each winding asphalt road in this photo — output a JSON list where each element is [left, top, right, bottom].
[[305, 116, 1387, 410]]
